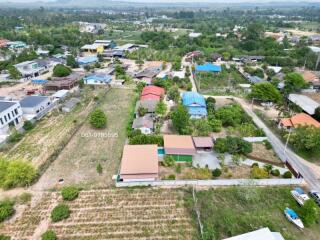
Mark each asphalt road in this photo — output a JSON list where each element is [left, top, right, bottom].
[[206, 95, 320, 191]]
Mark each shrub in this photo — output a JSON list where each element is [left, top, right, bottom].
[[0, 234, 10, 240], [0, 159, 37, 189], [212, 168, 222, 178], [166, 174, 176, 180], [89, 108, 107, 129], [51, 204, 70, 222], [251, 163, 259, 168], [264, 164, 273, 173], [175, 164, 181, 174], [300, 199, 318, 227], [8, 131, 24, 143], [23, 121, 34, 131], [53, 64, 71, 77], [41, 230, 57, 240], [270, 169, 280, 177], [96, 163, 103, 174], [283, 171, 292, 179], [163, 155, 175, 167], [263, 140, 272, 150], [0, 199, 15, 222], [18, 192, 32, 204], [61, 186, 79, 201], [129, 134, 163, 146], [251, 167, 269, 179]]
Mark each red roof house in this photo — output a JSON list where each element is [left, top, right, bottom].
[[279, 113, 320, 129], [140, 86, 165, 101]]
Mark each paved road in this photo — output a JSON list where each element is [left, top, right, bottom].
[[205, 95, 320, 191]]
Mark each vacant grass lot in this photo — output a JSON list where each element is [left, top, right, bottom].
[[33, 88, 135, 190], [0, 189, 194, 240], [1, 89, 94, 172], [185, 187, 320, 240]]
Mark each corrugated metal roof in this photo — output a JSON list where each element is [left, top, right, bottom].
[[195, 63, 221, 72], [0, 101, 17, 112], [182, 92, 206, 107], [288, 94, 320, 115], [20, 96, 50, 108]]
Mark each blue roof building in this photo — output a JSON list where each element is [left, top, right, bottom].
[[182, 92, 207, 119], [248, 75, 264, 84], [195, 63, 222, 73], [84, 74, 112, 85], [77, 56, 98, 65]]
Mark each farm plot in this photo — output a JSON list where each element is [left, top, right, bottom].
[[0, 189, 194, 240], [1, 90, 94, 171], [33, 88, 135, 190]]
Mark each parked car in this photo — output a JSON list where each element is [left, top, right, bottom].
[[309, 190, 320, 206]]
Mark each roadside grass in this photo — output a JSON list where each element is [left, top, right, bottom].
[[184, 187, 320, 240], [1, 89, 94, 170], [33, 88, 136, 190]]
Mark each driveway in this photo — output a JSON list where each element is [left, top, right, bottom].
[[193, 151, 221, 170]]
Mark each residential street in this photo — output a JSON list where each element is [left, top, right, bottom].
[[182, 56, 197, 92], [204, 95, 320, 191]]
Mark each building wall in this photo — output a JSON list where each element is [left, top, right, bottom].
[[22, 98, 52, 115], [170, 154, 193, 162], [0, 102, 23, 135]]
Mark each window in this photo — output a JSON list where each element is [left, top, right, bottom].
[[0, 118, 3, 125], [14, 108, 18, 115], [12, 110, 15, 116], [4, 115, 7, 122], [7, 113, 11, 120]]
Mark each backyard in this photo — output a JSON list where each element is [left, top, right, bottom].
[[185, 187, 320, 240], [32, 88, 135, 190]]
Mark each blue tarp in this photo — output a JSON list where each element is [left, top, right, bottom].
[[195, 63, 222, 73], [31, 79, 48, 84], [77, 56, 98, 65], [285, 208, 298, 219]]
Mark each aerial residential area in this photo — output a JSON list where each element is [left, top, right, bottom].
[[0, 0, 320, 239]]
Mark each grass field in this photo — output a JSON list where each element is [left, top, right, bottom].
[[32, 88, 135, 190], [185, 187, 320, 240], [0, 189, 194, 240], [1, 89, 94, 172]]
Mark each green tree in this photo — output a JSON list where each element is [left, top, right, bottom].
[[300, 199, 319, 227], [250, 82, 282, 103], [52, 64, 71, 77], [171, 105, 190, 134], [7, 65, 21, 79], [66, 55, 78, 68], [191, 119, 211, 136], [23, 120, 34, 131], [167, 86, 180, 103], [208, 118, 222, 132], [89, 108, 107, 129], [284, 72, 307, 94], [290, 126, 320, 152], [155, 101, 167, 116]]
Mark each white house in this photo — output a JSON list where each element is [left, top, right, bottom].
[[14, 61, 46, 78], [223, 228, 284, 240], [20, 95, 53, 121], [0, 101, 23, 135]]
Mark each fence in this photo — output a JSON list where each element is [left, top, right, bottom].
[[116, 178, 304, 188]]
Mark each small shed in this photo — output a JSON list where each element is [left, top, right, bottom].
[[192, 137, 213, 151]]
